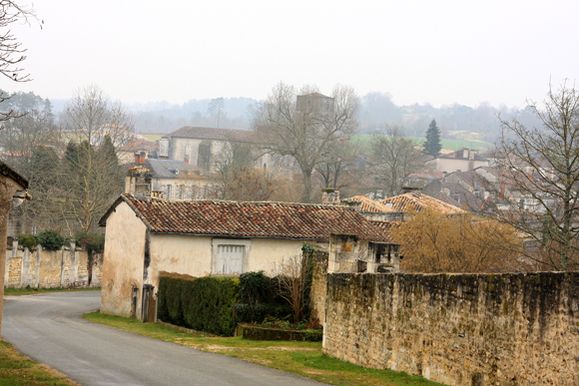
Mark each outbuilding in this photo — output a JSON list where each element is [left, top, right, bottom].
[[99, 194, 396, 321]]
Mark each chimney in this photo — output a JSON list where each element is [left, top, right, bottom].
[[134, 151, 146, 164], [321, 189, 340, 205]]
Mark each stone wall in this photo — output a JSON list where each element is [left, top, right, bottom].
[[4, 241, 102, 288], [323, 272, 578, 386], [309, 250, 328, 325]]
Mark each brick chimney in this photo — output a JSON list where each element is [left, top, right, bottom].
[[134, 151, 146, 164], [321, 189, 340, 205]]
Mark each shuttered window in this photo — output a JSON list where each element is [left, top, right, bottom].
[[215, 244, 245, 274]]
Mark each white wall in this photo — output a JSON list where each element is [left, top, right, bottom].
[[146, 235, 305, 292], [101, 201, 147, 317]]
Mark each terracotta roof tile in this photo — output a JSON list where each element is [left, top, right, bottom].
[[381, 192, 466, 214], [342, 195, 398, 213], [102, 195, 395, 243], [168, 126, 261, 143]]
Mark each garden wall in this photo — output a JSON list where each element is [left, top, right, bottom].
[[323, 272, 578, 386], [4, 240, 102, 288]]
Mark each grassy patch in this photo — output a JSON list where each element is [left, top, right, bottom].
[[0, 340, 76, 386], [4, 288, 100, 297], [84, 312, 442, 386], [353, 134, 492, 152]]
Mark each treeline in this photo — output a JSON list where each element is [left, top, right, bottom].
[[122, 93, 540, 142], [0, 86, 130, 237]]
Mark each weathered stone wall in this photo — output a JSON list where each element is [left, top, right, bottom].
[[4, 241, 102, 288], [309, 250, 328, 325], [324, 272, 578, 386]]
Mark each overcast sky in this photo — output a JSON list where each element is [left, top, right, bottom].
[[6, 0, 579, 107]]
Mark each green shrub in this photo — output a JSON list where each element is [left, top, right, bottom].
[[35, 230, 65, 251], [238, 271, 274, 305], [18, 234, 37, 251], [75, 232, 105, 254], [158, 275, 239, 336], [233, 303, 292, 324]]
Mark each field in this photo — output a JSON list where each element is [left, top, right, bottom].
[[353, 133, 493, 152]]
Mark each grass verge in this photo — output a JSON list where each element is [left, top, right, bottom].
[[4, 287, 100, 296], [84, 312, 442, 386], [0, 340, 76, 386]]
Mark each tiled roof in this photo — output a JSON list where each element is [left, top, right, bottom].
[[0, 160, 28, 189], [381, 192, 466, 215], [100, 195, 395, 243], [145, 159, 199, 179], [167, 126, 260, 143], [342, 195, 398, 213]]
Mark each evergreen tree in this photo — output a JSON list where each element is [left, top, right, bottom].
[[423, 119, 442, 156]]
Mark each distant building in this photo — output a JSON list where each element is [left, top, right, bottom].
[[125, 158, 214, 201], [426, 148, 489, 173], [158, 126, 278, 173]]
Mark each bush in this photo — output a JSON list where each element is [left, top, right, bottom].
[[18, 234, 37, 251], [75, 232, 105, 254], [35, 230, 65, 251], [233, 303, 292, 324], [238, 271, 274, 304], [157, 274, 239, 336]]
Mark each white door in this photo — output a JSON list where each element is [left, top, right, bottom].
[[216, 245, 245, 274]]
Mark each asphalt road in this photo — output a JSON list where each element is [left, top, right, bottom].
[[2, 291, 323, 386]]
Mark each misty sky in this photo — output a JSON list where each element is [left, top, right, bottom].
[[7, 0, 579, 107]]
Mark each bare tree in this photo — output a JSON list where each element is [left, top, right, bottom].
[[276, 254, 312, 323], [63, 85, 134, 148], [214, 141, 275, 201], [315, 138, 358, 191], [371, 128, 423, 196], [60, 87, 132, 234], [0, 95, 59, 168], [0, 1, 35, 123], [499, 82, 579, 270], [208, 97, 225, 128], [255, 83, 358, 202]]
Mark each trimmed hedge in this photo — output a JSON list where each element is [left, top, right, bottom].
[[35, 230, 65, 251], [157, 274, 239, 336], [233, 303, 292, 324]]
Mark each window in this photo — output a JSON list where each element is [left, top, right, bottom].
[[213, 243, 246, 275]]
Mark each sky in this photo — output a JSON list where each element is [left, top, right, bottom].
[[5, 0, 579, 107]]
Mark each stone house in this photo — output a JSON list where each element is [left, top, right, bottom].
[[158, 126, 284, 175], [426, 148, 489, 173], [343, 192, 466, 222], [99, 194, 397, 321], [125, 158, 215, 200]]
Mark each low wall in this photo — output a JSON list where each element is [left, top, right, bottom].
[[4, 241, 102, 288], [309, 250, 328, 325], [323, 272, 578, 386]]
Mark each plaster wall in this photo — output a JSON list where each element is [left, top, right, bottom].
[[100, 201, 147, 317]]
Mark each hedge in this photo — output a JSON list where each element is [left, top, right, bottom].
[[35, 230, 65, 251], [157, 274, 239, 336]]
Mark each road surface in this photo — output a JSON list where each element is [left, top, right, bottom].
[[3, 291, 323, 386]]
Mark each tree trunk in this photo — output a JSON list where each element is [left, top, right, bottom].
[[301, 170, 313, 203]]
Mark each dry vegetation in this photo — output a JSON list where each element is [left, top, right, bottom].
[[393, 210, 524, 273]]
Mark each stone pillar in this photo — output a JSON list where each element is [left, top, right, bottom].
[[20, 247, 29, 288], [71, 242, 78, 286], [35, 247, 41, 289]]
